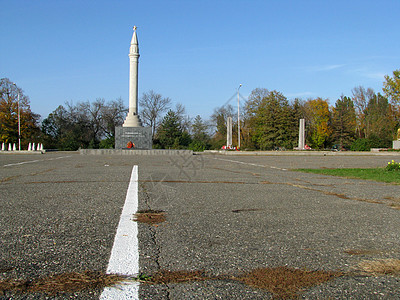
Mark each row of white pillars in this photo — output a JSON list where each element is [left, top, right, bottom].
[[1, 143, 44, 151]]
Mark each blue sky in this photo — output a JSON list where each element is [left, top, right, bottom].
[[1, 0, 399, 121]]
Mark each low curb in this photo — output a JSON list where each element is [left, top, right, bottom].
[[200, 150, 400, 156], [0, 150, 46, 155], [79, 149, 193, 155]]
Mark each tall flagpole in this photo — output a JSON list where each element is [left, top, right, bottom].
[[237, 84, 242, 149]]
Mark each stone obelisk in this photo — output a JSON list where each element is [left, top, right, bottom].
[[123, 26, 142, 127], [115, 26, 152, 149]]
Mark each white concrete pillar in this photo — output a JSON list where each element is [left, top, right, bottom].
[[123, 26, 142, 127], [227, 117, 232, 147], [298, 119, 305, 150]]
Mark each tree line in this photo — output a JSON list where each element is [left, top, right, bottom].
[[0, 78, 41, 149], [1, 68, 400, 151]]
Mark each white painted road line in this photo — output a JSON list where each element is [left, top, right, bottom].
[[100, 165, 140, 300], [212, 157, 287, 171], [2, 155, 72, 167]]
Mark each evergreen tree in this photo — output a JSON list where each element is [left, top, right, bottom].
[[189, 115, 210, 151], [332, 96, 356, 148], [246, 90, 297, 150], [155, 110, 186, 149], [364, 93, 395, 147]]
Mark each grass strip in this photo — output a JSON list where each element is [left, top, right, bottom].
[[294, 168, 400, 184]]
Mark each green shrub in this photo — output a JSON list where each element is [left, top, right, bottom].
[[369, 134, 392, 148], [99, 137, 114, 149], [386, 160, 400, 171], [350, 138, 371, 151], [189, 140, 207, 152]]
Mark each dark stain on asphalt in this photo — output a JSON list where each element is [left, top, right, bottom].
[[344, 249, 384, 256], [232, 208, 264, 213], [141, 267, 342, 300], [134, 210, 166, 225], [236, 266, 341, 299], [140, 179, 246, 184], [0, 175, 21, 183]]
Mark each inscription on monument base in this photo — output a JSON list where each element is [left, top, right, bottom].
[[115, 126, 152, 149]]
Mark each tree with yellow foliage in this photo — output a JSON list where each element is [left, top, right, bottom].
[[383, 69, 400, 105], [304, 98, 332, 149]]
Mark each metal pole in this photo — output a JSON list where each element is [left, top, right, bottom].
[[18, 92, 20, 151], [13, 83, 21, 151], [237, 84, 242, 149]]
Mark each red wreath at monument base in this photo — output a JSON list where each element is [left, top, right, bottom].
[[127, 141, 135, 148]]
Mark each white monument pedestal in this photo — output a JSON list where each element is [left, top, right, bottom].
[[393, 140, 400, 149], [123, 113, 142, 127], [115, 127, 152, 149]]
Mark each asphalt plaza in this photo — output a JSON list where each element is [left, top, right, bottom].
[[0, 152, 399, 299]]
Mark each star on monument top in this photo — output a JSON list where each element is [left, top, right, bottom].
[[133, 26, 137, 31]]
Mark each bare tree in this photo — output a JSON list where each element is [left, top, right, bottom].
[[244, 88, 269, 115], [80, 99, 104, 144], [351, 86, 375, 114], [139, 90, 171, 138], [174, 103, 191, 133], [210, 104, 235, 137], [42, 98, 127, 149], [351, 86, 375, 138], [101, 97, 126, 138]]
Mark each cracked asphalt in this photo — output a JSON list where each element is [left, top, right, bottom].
[[1, 152, 399, 299]]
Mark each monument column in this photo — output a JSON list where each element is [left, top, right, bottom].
[[298, 118, 305, 150], [227, 117, 232, 147], [123, 26, 142, 127], [115, 26, 152, 149]]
